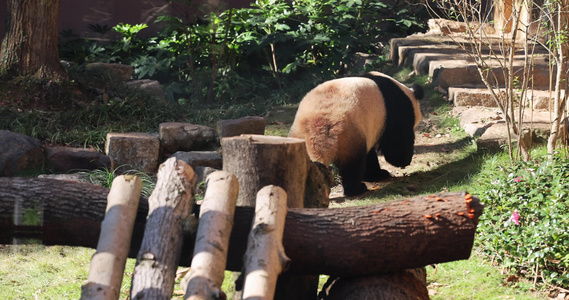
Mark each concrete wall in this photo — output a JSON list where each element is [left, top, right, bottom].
[[0, 0, 251, 39]]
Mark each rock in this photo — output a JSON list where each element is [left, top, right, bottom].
[[427, 18, 495, 35], [195, 166, 218, 185], [105, 132, 160, 174], [45, 146, 110, 173], [216, 116, 266, 138], [126, 79, 166, 101], [170, 151, 222, 170], [450, 87, 500, 107], [348, 52, 379, 75], [159, 122, 219, 155], [0, 130, 44, 176], [85, 62, 133, 80], [464, 123, 493, 138]]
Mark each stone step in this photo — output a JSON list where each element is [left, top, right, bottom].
[[451, 106, 553, 149], [391, 33, 552, 90], [449, 86, 565, 109], [429, 55, 551, 90], [390, 30, 564, 150]]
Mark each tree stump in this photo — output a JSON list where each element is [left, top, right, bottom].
[[222, 134, 308, 208], [223, 135, 323, 299], [130, 158, 197, 300], [319, 268, 429, 300]]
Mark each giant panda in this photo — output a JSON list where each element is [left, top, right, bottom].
[[289, 71, 423, 196]]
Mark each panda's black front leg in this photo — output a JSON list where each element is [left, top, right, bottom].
[[363, 148, 391, 182]]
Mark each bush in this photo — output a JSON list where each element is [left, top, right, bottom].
[[473, 153, 569, 287], [59, 0, 428, 104]]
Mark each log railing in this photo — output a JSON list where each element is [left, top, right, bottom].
[[0, 135, 484, 299]]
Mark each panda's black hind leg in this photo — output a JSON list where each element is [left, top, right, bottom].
[[338, 149, 368, 196], [363, 149, 391, 182], [341, 177, 368, 196]]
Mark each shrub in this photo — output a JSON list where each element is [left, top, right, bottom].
[[473, 153, 569, 287], [59, 0, 428, 104]]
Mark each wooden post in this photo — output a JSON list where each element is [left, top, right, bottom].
[[222, 134, 321, 299], [242, 185, 290, 300], [222, 135, 308, 208], [80, 175, 142, 300], [130, 158, 197, 300], [182, 171, 239, 300]]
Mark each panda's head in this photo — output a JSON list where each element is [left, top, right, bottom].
[[362, 71, 423, 168]]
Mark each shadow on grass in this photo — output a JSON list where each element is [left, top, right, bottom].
[[414, 136, 474, 155], [356, 148, 495, 203]]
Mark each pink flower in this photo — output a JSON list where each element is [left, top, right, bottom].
[[509, 209, 520, 225], [513, 176, 523, 183]]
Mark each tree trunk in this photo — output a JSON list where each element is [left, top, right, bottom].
[[0, 0, 66, 79], [182, 171, 239, 300], [81, 175, 142, 300], [130, 158, 197, 300], [0, 178, 482, 277]]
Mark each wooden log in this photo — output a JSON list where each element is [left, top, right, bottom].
[[318, 268, 429, 300], [0, 180, 482, 277], [222, 134, 308, 208], [80, 175, 142, 300], [182, 171, 239, 300], [0, 177, 146, 250], [242, 186, 290, 300], [222, 134, 319, 300], [228, 191, 482, 277], [130, 158, 197, 300]]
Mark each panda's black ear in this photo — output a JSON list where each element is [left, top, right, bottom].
[[411, 84, 424, 100]]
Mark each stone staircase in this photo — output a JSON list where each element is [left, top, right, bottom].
[[390, 32, 559, 150]]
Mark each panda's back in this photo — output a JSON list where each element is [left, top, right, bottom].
[[290, 77, 386, 163]]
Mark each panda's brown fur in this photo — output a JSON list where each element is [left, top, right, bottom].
[[289, 71, 422, 196]]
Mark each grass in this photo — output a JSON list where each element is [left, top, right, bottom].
[[0, 245, 236, 300], [0, 244, 549, 299], [428, 252, 546, 300], [0, 245, 91, 300]]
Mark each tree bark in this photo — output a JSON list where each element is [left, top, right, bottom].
[[223, 134, 319, 299], [0, 0, 66, 79], [130, 158, 197, 300], [81, 175, 142, 300], [0, 178, 482, 277], [242, 185, 290, 300], [222, 134, 308, 208], [182, 171, 239, 300]]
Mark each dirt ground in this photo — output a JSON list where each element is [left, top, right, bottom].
[[331, 122, 472, 199]]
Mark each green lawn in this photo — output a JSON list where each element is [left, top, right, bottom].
[[0, 244, 549, 299]]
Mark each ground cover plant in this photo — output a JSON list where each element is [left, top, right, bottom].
[[472, 151, 569, 288]]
